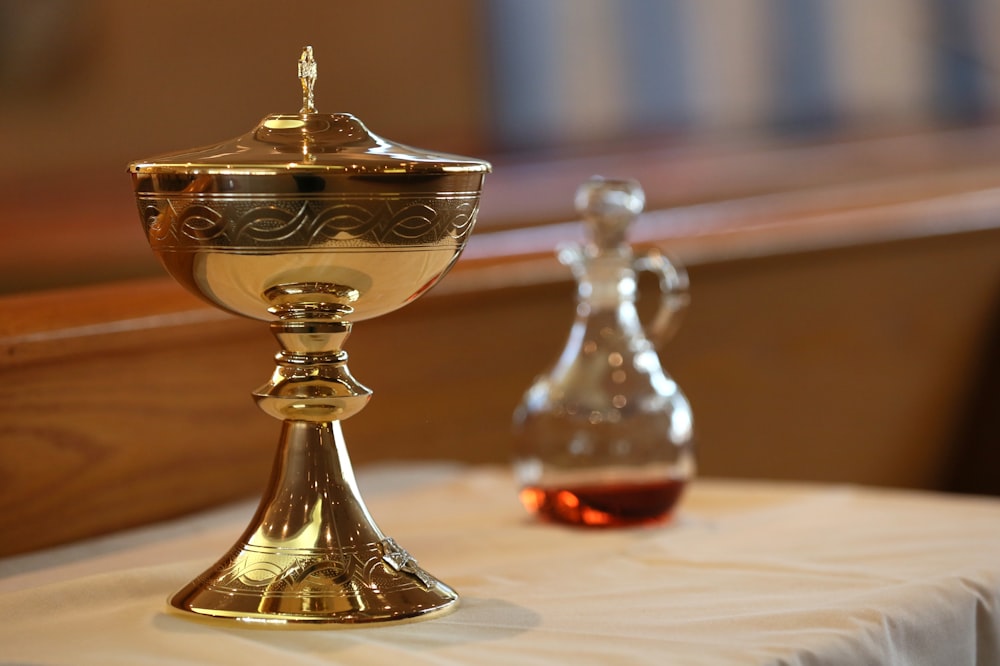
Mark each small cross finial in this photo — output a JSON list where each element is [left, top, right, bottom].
[[298, 46, 317, 113]]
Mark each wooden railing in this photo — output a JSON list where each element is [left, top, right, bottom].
[[2, 127, 1000, 555]]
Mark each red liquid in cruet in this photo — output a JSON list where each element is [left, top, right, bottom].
[[519, 478, 686, 527]]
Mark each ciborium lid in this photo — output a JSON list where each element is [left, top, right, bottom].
[[128, 46, 490, 184]]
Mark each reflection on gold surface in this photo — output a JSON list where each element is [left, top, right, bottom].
[[155, 246, 461, 321], [170, 421, 458, 623]]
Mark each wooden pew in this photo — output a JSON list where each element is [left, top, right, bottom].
[[2, 129, 1000, 556]]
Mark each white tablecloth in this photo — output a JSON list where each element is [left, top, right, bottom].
[[2, 464, 999, 665]]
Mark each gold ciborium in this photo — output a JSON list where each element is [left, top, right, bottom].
[[127, 47, 489, 625]]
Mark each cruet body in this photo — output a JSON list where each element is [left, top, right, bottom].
[[512, 177, 694, 527]]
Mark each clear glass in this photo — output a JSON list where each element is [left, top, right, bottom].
[[512, 177, 694, 527]]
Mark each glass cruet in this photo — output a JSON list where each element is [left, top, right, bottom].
[[512, 176, 695, 527]]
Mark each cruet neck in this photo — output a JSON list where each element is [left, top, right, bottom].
[[576, 176, 644, 254]]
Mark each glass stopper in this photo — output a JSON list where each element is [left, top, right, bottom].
[[575, 177, 645, 251]]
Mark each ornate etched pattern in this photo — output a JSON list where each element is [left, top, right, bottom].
[[202, 540, 438, 601], [380, 537, 436, 589], [136, 193, 481, 250]]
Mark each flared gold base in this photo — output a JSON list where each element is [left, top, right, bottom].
[[169, 546, 458, 625], [170, 420, 457, 625]]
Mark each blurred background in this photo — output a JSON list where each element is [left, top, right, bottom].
[[4, 0, 1000, 552], [1, 0, 999, 293]]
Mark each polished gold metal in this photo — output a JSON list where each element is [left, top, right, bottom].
[[128, 47, 489, 624], [298, 46, 317, 113]]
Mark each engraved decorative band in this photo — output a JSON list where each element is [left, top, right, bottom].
[[205, 542, 435, 599], [137, 193, 481, 250]]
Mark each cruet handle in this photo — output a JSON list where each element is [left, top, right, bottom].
[[576, 175, 689, 346], [633, 248, 689, 346]]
